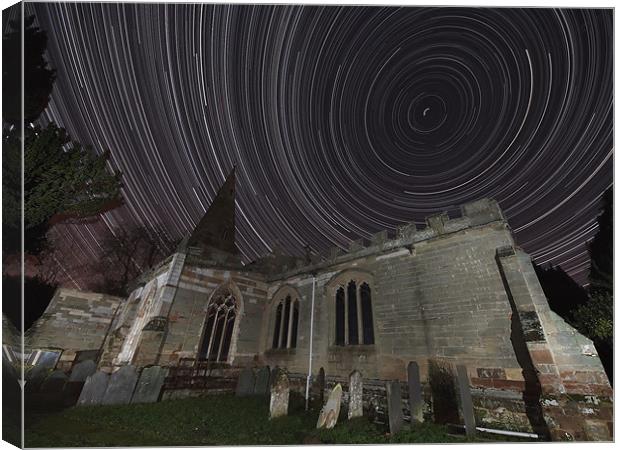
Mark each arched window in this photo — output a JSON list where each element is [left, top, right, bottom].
[[198, 288, 238, 362], [334, 278, 374, 346], [272, 294, 300, 349]]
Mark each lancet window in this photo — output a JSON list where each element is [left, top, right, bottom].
[[272, 295, 299, 349]]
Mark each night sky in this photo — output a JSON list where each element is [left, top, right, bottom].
[[22, 3, 613, 286]]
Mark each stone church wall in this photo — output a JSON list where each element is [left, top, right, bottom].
[[25, 288, 123, 368]]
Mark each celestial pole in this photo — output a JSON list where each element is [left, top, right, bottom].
[[21, 3, 613, 285]]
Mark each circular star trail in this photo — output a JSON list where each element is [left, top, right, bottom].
[[26, 3, 612, 286]]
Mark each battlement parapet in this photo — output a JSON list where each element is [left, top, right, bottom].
[[267, 198, 508, 281]]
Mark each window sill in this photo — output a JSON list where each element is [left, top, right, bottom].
[[265, 348, 298, 356], [328, 344, 376, 353]]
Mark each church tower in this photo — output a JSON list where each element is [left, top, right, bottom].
[[187, 167, 238, 256]]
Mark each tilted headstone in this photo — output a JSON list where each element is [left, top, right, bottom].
[[131, 366, 167, 404], [348, 371, 363, 419], [269, 368, 290, 419], [317, 383, 343, 429], [456, 365, 476, 437], [407, 361, 424, 423], [25, 364, 49, 392], [69, 360, 97, 382], [77, 371, 109, 406], [101, 365, 138, 405], [386, 380, 404, 435], [253, 366, 270, 396], [40, 370, 68, 393], [236, 368, 256, 397]]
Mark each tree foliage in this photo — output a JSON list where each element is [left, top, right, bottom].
[[3, 124, 123, 254]]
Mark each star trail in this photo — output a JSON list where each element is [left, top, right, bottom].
[[20, 3, 613, 286]]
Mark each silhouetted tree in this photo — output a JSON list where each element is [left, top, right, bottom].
[[534, 263, 589, 321], [572, 188, 613, 380], [588, 187, 613, 295], [3, 15, 56, 124], [91, 225, 178, 296]]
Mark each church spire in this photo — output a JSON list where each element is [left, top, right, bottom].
[[188, 167, 237, 254]]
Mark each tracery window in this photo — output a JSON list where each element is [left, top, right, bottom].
[[335, 280, 374, 346], [272, 295, 300, 349], [198, 288, 238, 362]]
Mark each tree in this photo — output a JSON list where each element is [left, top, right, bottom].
[[3, 124, 123, 255], [90, 225, 179, 296], [588, 187, 612, 295], [534, 263, 589, 321], [3, 15, 56, 124], [572, 188, 613, 381]]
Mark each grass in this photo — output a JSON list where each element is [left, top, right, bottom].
[[23, 393, 523, 447]]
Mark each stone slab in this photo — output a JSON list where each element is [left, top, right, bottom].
[[236, 368, 255, 397], [348, 371, 363, 419], [131, 366, 167, 404], [407, 361, 423, 423], [253, 366, 270, 396], [317, 384, 343, 429], [102, 365, 138, 405], [269, 369, 289, 419], [456, 365, 476, 437], [77, 371, 109, 406], [386, 380, 404, 435], [69, 360, 97, 382]]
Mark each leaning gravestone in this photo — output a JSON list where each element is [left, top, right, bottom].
[[386, 380, 404, 435], [77, 371, 110, 406], [317, 383, 343, 429], [25, 364, 49, 393], [456, 365, 476, 437], [348, 371, 363, 419], [63, 360, 95, 406], [69, 360, 97, 382], [253, 366, 270, 396], [131, 366, 167, 404], [269, 368, 290, 419], [40, 370, 68, 393], [407, 361, 424, 423], [101, 365, 138, 405], [236, 368, 256, 397]]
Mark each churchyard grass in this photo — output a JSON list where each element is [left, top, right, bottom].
[[24, 393, 512, 447]]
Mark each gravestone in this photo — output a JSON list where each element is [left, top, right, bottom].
[[253, 366, 270, 396], [311, 367, 325, 407], [236, 368, 256, 397], [25, 364, 49, 393], [101, 365, 138, 405], [40, 370, 68, 393], [317, 384, 343, 429], [69, 360, 97, 382], [348, 371, 363, 419], [407, 361, 424, 423], [456, 365, 476, 437], [131, 366, 167, 404], [386, 380, 404, 435], [77, 371, 110, 406], [269, 368, 289, 419]]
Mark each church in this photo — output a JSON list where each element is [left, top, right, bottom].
[[23, 168, 612, 440]]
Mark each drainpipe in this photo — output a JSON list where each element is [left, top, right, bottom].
[[305, 275, 316, 411]]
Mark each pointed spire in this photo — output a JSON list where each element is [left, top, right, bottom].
[[188, 167, 237, 254]]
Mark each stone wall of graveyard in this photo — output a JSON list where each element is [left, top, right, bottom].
[[25, 288, 123, 368]]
